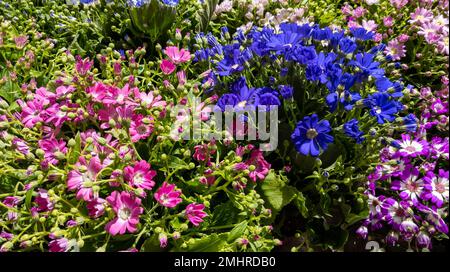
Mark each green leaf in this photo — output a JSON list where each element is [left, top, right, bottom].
[[141, 235, 164, 252], [227, 221, 247, 243], [210, 201, 239, 226], [258, 170, 297, 214], [184, 233, 228, 252], [25, 189, 33, 210], [0, 79, 20, 104], [345, 210, 369, 227], [293, 192, 308, 218]]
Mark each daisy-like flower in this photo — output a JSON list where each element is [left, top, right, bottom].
[[38, 137, 67, 166], [418, 22, 442, 44], [48, 238, 69, 252], [391, 167, 425, 204], [290, 114, 334, 157], [129, 114, 154, 143], [409, 7, 433, 25], [105, 191, 144, 236], [86, 198, 107, 218], [246, 149, 271, 182], [17, 99, 44, 128], [423, 170, 449, 208], [164, 46, 191, 64], [382, 198, 412, 226], [102, 84, 134, 105], [154, 182, 182, 208], [160, 59, 176, 75], [124, 160, 156, 191], [396, 134, 429, 158], [133, 89, 166, 109], [384, 39, 406, 61], [35, 189, 54, 212], [67, 156, 103, 201], [184, 203, 208, 226], [12, 137, 30, 156]]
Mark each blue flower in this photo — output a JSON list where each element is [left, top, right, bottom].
[[291, 114, 334, 157], [350, 27, 374, 41], [350, 53, 384, 79], [364, 92, 399, 124], [402, 113, 418, 132], [279, 85, 294, 99], [293, 45, 317, 64], [344, 119, 365, 144], [161, 0, 179, 6], [338, 38, 357, 54], [375, 77, 403, 98]]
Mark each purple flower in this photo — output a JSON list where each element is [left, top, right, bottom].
[[356, 226, 368, 239], [399, 219, 419, 241], [416, 231, 432, 249], [396, 134, 429, 158], [291, 114, 334, 157]]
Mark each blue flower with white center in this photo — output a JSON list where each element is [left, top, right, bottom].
[[291, 114, 334, 157], [364, 92, 400, 124]]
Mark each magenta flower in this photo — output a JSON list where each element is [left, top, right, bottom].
[[133, 89, 166, 109], [86, 198, 107, 218], [75, 56, 93, 76], [185, 203, 208, 226], [44, 104, 69, 128], [193, 144, 209, 162], [160, 59, 176, 75], [48, 238, 69, 252], [18, 99, 44, 128], [124, 160, 156, 191], [164, 46, 191, 64], [102, 84, 134, 105], [105, 191, 143, 236], [154, 182, 182, 208], [38, 137, 67, 166], [2, 196, 19, 221], [35, 189, 54, 212], [129, 114, 154, 142], [87, 82, 108, 102], [246, 149, 271, 182], [423, 170, 449, 207], [67, 156, 103, 201]]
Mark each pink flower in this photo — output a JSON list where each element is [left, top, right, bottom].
[[105, 191, 143, 236], [160, 59, 176, 75], [159, 233, 168, 248], [389, 0, 408, 9], [361, 20, 378, 32], [67, 157, 103, 201], [185, 203, 208, 226], [124, 160, 156, 191], [87, 82, 108, 102], [154, 182, 182, 208], [164, 46, 191, 64], [38, 137, 67, 166], [86, 198, 106, 218], [49, 238, 69, 252], [383, 16, 394, 27], [384, 39, 406, 61], [75, 56, 93, 76], [193, 144, 209, 162], [14, 35, 28, 49], [246, 149, 271, 182], [353, 7, 367, 18], [18, 99, 44, 128], [133, 89, 166, 109], [44, 104, 69, 128], [409, 7, 433, 25], [177, 70, 187, 86], [129, 114, 154, 142], [102, 84, 134, 105], [35, 189, 54, 212], [418, 22, 442, 44], [430, 98, 448, 114]]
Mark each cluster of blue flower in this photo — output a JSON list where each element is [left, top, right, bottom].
[[193, 23, 414, 157]]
